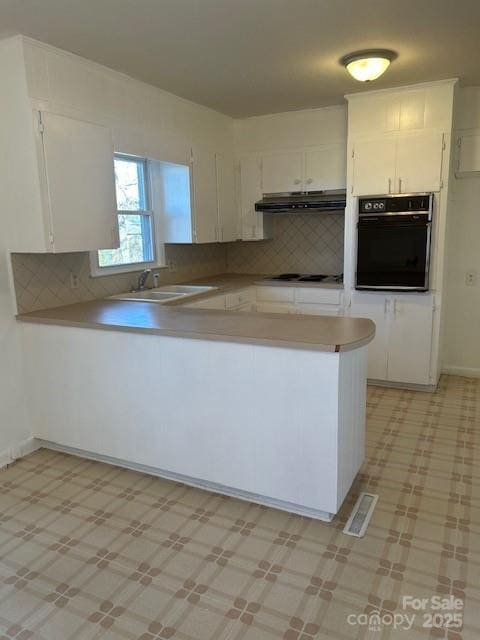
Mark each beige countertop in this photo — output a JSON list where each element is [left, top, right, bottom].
[[17, 298, 374, 354]]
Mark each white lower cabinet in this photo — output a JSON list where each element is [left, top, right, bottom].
[[350, 293, 434, 385], [256, 302, 298, 314], [186, 294, 226, 310]]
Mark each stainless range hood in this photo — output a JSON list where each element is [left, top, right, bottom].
[[255, 190, 346, 215]]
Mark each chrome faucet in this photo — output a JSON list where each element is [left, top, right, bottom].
[[135, 268, 152, 291]]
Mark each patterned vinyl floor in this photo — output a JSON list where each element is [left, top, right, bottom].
[[0, 375, 479, 640]]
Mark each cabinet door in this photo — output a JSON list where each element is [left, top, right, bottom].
[[350, 293, 389, 380], [296, 303, 341, 316], [215, 153, 237, 242], [191, 148, 218, 243], [41, 112, 117, 252], [304, 145, 346, 191], [239, 155, 265, 241], [396, 132, 443, 193], [352, 138, 396, 196], [261, 151, 303, 194], [387, 296, 434, 385], [187, 295, 226, 310]]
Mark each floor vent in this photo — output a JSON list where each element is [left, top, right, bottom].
[[343, 492, 378, 537]]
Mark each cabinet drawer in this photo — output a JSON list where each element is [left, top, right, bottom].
[[295, 287, 343, 305], [256, 302, 298, 314], [225, 288, 255, 309], [187, 295, 226, 310], [297, 304, 342, 316], [255, 286, 295, 303]]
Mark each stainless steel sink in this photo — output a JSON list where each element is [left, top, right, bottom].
[[109, 284, 217, 303]]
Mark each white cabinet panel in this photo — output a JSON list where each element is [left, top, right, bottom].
[[215, 153, 237, 241], [191, 148, 217, 243], [388, 296, 434, 385], [296, 304, 341, 316], [261, 152, 303, 194], [350, 294, 389, 380], [256, 286, 295, 303], [225, 288, 256, 309], [41, 111, 117, 252], [239, 155, 271, 241], [456, 134, 480, 175], [396, 132, 443, 193], [352, 139, 396, 196], [256, 302, 298, 314], [295, 287, 343, 305], [187, 295, 226, 310], [304, 145, 346, 191]]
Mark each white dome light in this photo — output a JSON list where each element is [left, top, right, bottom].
[[341, 50, 396, 82]]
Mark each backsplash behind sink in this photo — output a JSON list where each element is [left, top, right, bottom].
[[11, 244, 227, 313]]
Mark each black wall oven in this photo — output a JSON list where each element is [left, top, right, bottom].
[[355, 194, 433, 292]]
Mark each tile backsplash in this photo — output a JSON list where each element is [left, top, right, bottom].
[[12, 244, 227, 313], [12, 214, 344, 313], [227, 214, 344, 275]]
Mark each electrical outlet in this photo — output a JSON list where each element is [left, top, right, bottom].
[[167, 260, 176, 273], [70, 272, 79, 289], [465, 270, 477, 286]]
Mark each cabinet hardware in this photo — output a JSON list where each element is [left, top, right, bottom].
[[393, 299, 398, 319], [48, 232, 54, 246], [388, 177, 392, 194], [293, 179, 301, 185], [306, 178, 313, 184], [398, 178, 402, 193]]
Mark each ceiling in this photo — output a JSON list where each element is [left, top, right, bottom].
[[0, 0, 479, 118]]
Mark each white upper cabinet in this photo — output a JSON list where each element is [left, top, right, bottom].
[[191, 147, 218, 243], [260, 146, 346, 194], [352, 139, 396, 196], [261, 151, 303, 193], [455, 133, 480, 176], [164, 147, 237, 244], [396, 132, 444, 193], [215, 153, 237, 242], [39, 111, 117, 252], [352, 131, 444, 196], [239, 155, 272, 241], [304, 145, 346, 191]]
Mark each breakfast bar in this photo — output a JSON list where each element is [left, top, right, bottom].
[[18, 300, 374, 522]]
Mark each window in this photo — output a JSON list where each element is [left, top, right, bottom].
[[96, 154, 155, 271]]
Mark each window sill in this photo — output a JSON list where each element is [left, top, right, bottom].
[[89, 253, 166, 278]]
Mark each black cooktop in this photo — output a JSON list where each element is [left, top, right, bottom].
[[270, 273, 342, 283]]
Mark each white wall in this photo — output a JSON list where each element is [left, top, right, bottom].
[[443, 87, 480, 376], [233, 105, 346, 153]]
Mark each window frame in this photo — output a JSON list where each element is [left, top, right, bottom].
[[90, 153, 161, 277]]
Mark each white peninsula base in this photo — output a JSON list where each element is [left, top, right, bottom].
[[22, 323, 368, 521]]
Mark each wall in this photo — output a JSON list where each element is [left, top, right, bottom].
[[443, 87, 480, 376], [0, 38, 34, 463]]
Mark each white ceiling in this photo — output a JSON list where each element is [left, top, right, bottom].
[[0, 0, 479, 117]]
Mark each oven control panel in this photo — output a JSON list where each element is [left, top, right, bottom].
[[359, 194, 432, 215]]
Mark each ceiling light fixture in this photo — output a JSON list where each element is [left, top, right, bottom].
[[341, 49, 397, 82]]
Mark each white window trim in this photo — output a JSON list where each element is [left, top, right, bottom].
[[90, 156, 166, 277]]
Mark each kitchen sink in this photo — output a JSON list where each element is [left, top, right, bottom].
[[110, 284, 217, 303]]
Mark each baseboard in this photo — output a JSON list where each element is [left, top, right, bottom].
[[38, 439, 335, 522], [367, 379, 437, 393], [442, 365, 480, 379], [0, 437, 40, 470]]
